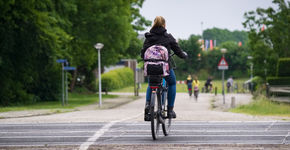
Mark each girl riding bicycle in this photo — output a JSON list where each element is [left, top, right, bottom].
[[141, 16, 187, 120], [193, 76, 200, 99]]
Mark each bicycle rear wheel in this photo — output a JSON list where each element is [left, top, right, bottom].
[[150, 92, 160, 140], [194, 91, 198, 101]]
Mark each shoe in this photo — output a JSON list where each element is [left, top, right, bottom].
[[144, 101, 150, 121], [167, 106, 176, 118]]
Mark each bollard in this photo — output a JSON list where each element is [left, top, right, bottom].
[[202, 87, 205, 93], [266, 83, 270, 97], [231, 96, 236, 108], [215, 87, 217, 95]]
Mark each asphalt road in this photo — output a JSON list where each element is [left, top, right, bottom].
[[0, 93, 289, 149], [0, 121, 289, 149]]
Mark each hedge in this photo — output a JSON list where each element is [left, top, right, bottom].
[[276, 58, 290, 77], [97, 67, 134, 92], [267, 77, 290, 85]]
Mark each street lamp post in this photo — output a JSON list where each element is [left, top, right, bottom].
[[264, 59, 267, 78], [248, 56, 253, 93], [94, 43, 104, 107], [220, 48, 227, 104]]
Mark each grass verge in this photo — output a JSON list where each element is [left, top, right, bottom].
[[0, 93, 118, 112], [230, 95, 290, 117]]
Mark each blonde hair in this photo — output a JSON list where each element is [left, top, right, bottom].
[[187, 75, 192, 80], [151, 16, 166, 29]]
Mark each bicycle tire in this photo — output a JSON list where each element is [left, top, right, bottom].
[[161, 90, 171, 136], [150, 92, 159, 140], [194, 91, 198, 101]]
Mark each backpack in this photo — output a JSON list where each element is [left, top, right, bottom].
[[227, 82, 231, 87], [144, 45, 169, 76], [194, 86, 199, 91]]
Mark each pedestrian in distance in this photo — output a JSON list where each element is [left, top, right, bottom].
[[227, 76, 234, 93]]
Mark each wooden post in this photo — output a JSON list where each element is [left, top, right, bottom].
[[231, 96, 236, 108]]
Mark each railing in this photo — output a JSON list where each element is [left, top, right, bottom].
[[266, 84, 290, 103]]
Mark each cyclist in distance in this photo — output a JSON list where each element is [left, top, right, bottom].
[[141, 16, 188, 120], [193, 76, 200, 99], [186, 75, 193, 96], [205, 76, 213, 93]]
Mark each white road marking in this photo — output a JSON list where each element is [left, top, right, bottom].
[[282, 131, 290, 144], [265, 121, 276, 131], [79, 113, 142, 150]]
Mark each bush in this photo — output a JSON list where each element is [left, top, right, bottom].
[[252, 76, 264, 91], [267, 77, 290, 85], [97, 67, 134, 92], [276, 58, 290, 77]]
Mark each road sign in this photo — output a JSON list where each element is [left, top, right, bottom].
[[56, 59, 67, 63], [218, 57, 228, 70], [63, 66, 76, 71]]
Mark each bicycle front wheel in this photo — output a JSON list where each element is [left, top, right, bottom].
[[150, 92, 160, 140], [161, 90, 171, 136]]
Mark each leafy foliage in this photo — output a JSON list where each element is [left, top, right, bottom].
[[174, 30, 250, 80], [0, 0, 149, 106], [243, 0, 290, 78], [267, 77, 290, 85], [203, 28, 248, 46], [276, 58, 290, 77], [99, 67, 134, 92]]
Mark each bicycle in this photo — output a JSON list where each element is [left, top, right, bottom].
[[205, 84, 213, 93], [148, 75, 171, 140], [193, 86, 199, 101], [187, 83, 192, 97]]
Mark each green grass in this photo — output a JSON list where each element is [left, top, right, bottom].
[[113, 79, 247, 93], [230, 95, 290, 117], [0, 93, 118, 112]]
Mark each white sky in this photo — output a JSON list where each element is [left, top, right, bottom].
[[139, 0, 277, 39]]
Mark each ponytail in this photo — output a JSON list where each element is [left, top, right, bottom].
[[151, 16, 166, 30]]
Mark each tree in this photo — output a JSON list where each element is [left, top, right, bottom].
[[173, 30, 250, 80], [203, 28, 248, 46], [174, 35, 202, 79], [69, 0, 150, 91], [0, 0, 150, 106], [243, 0, 290, 77], [0, 0, 73, 105]]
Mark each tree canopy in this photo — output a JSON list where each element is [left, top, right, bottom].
[[203, 28, 248, 46], [173, 28, 250, 80], [0, 0, 150, 106], [243, 0, 290, 78]]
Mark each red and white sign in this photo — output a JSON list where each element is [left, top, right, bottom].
[[218, 57, 228, 70]]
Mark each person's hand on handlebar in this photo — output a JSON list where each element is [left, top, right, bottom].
[[182, 51, 188, 59]]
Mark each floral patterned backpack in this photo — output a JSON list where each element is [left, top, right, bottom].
[[144, 45, 169, 76]]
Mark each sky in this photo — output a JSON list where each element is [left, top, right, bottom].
[[139, 0, 277, 39]]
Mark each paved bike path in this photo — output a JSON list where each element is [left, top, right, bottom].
[[1, 93, 288, 124]]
